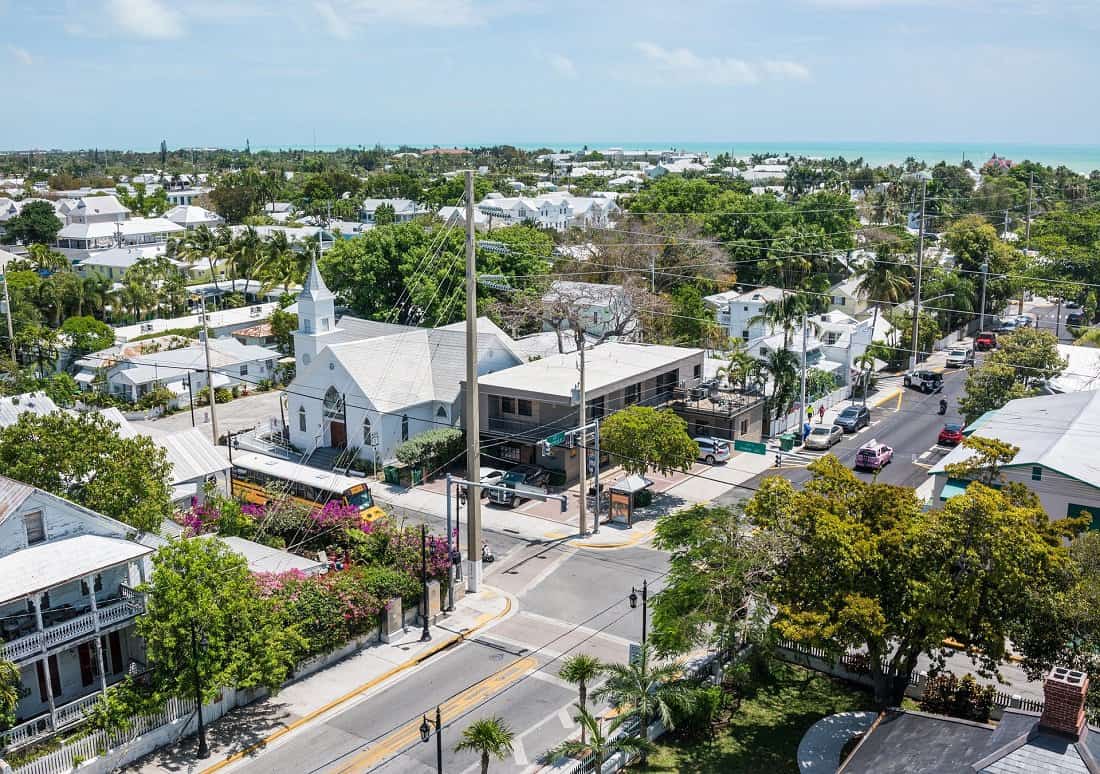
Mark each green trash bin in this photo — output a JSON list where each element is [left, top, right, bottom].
[[779, 433, 796, 452], [383, 465, 399, 485]]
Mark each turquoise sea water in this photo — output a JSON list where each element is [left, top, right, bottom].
[[261, 141, 1100, 174]]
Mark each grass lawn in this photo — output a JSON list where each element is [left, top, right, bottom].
[[634, 662, 875, 773]]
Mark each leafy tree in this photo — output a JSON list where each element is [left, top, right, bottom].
[[559, 654, 603, 743], [138, 538, 305, 703], [0, 411, 172, 532], [2, 200, 62, 244], [958, 363, 1029, 425], [651, 504, 781, 656], [987, 328, 1066, 388], [746, 455, 1069, 706], [454, 716, 515, 774], [0, 658, 18, 732], [61, 315, 114, 355], [599, 406, 698, 476]]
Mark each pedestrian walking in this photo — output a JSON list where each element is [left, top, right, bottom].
[[818, 405, 826, 423]]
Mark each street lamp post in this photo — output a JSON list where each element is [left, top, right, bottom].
[[629, 580, 649, 765], [420, 524, 431, 642], [419, 705, 443, 774], [190, 622, 210, 759]]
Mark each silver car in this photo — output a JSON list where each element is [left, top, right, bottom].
[[804, 424, 843, 450]]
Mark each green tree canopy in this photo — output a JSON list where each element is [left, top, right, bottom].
[[0, 411, 172, 532], [138, 537, 305, 702], [599, 406, 698, 476]]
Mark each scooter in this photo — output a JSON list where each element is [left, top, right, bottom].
[[938, 399, 948, 415]]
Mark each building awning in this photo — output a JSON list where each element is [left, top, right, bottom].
[[940, 478, 970, 500]]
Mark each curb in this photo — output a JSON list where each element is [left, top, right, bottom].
[[200, 589, 513, 773]]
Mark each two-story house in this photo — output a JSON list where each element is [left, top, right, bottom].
[[928, 390, 1100, 525], [474, 342, 704, 480], [0, 477, 156, 753]]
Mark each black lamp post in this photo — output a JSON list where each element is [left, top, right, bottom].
[[190, 621, 210, 759], [420, 524, 432, 642], [629, 579, 649, 766], [419, 705, 443, 774]]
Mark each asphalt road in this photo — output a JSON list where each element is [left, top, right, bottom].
[[231, 543, 669, 774], [717, 365, 970, 505]]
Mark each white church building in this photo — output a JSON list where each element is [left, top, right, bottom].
[[286, 261, 525, 467]]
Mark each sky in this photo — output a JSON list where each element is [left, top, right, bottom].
[[1, 0, 1099, 151]]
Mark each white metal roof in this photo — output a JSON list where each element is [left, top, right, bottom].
[[0, 534, 151, 605]]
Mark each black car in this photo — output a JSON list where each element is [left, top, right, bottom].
[[834, 405, 871, 433], [1067, 311, 1087, 326], [487, 465, 549, 507]]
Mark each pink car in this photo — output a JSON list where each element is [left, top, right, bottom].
[[855, 440, 893, 471]]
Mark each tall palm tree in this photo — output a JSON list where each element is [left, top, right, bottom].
[[454, 716, 515, 774], [592, 642, 685, 741], [559, 654, 603, 744], [857, 244, 912, 385], [543, 705, 651, 771]]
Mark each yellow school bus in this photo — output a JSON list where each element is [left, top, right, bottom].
[[230, 451, 386, 522]]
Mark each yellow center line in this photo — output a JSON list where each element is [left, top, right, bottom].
[[335, 655, 538, 773]]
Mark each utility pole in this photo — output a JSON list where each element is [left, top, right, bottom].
[[197, 294, 220, 444], [1, 272, 14, 361], [1020, 171, 1034, 315], [577, 343, 588, 537], [463, 171, 483, 593], [910, 176, 928, 370]]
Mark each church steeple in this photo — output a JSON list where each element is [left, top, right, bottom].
[[293, 258, 336, 372]]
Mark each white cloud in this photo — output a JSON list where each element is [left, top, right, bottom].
[[549, 53, 577, 79], [106, 0, 185, 39], [8, 45, 33, 65], [634, 42, 810, 86]]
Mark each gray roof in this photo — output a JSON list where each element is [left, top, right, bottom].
[[840, 709, 1100, 773], [929, 390, 1100, 488]]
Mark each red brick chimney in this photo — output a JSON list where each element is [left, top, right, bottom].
[[1039, 666, 1089, 738]]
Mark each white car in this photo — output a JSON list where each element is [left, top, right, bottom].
[[695, 437, 731, 464], [804, 425, 843, 450], [945, 347, 974, 368]]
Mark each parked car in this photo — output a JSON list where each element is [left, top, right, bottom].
[[460, 466, 505, 499], [804, 424, 844, 450], [937, 423, 965, 446], [903, 369, 944, 393], [834, 405, 871, 433], [975, 331, 997, 351], [487, 465, 549, 507], [945, 347, 974, 368], [695, 437, 731, 464], [1068, 311, 1087, 326], [855, 440, 893, 471]]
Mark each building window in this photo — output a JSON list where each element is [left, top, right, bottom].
[[240, 364, 248, 376], [298, 406, 307, 432], [517, 399, 532, 417], [401, 414, 409, 441], [363, 416, 373, 444], [501, 397, 516, 414], [1032, 466, 1043, 481], [23, 511, 45, 545]]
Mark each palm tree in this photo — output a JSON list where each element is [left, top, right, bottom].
[[857, 244, 912, 384], [559, 654, 603, 744], [592, 643, 685, 741], [454, 716, 515, 774], [543, 705, 651, 771]]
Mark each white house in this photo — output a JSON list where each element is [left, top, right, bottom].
[[286, 261, 524, 465], [929, 390, 1100, 526], [360, 198, 429, 224], [0, 477, 157, 753]]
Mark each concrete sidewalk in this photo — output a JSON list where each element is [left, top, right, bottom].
[[123, 588, 512, 774]]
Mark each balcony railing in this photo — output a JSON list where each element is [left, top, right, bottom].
[[1, 586, 145, 664]]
